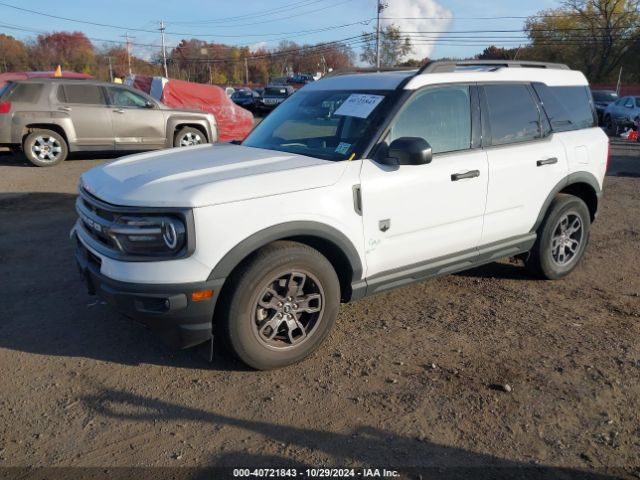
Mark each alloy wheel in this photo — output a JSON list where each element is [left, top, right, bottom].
[[550, 212, 583, 266], [252, 270, 324, 350], [31, 136, 62, 163], [179, 132, 202, 147]]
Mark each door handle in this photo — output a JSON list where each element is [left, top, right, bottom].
[[451, 170, 480, 181], [58, 106, 72, 112], [536, 157, 558, 166], [113, 109, 124, 114]]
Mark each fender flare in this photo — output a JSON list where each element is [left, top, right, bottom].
[[207, 221, 363, 283], [531, 171, 602, 232]]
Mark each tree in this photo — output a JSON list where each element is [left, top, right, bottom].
[[477, 46, 518, 60], [30, 31, 96, 73], [0, 34, 28, 72], [360, 25, 413, 68], [525, 0, 640, 81], [95, 46, 161, 81]]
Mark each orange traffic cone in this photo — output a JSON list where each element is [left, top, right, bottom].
[[54, 65, 62, 77]]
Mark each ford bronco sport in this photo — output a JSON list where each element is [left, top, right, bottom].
[[72, 61, 608, 370]]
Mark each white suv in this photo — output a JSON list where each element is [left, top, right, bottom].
[[73, 61, 608, 370]]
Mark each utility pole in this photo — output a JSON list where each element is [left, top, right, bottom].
[[108, 56, 113, 82], [120, 32, 134, 76], [616, 66, 623, 95], [244, 57, 249, 85], [376, 0, 387, 70], [159, 20, 169, 78]]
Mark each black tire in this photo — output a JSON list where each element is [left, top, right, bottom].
[[217, 241, 340, 370], [23, 129, 68, 167], [526, 194, 591, 280], [174, 127, 206, 148], [604, 115, 618, 137]]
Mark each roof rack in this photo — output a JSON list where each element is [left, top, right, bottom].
[[322, 67, 417, 79], [417, 60, 570, 74]]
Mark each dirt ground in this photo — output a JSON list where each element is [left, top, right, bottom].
[[0, 144, 638, 479]]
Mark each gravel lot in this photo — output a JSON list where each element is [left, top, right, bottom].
[[0, 142, 638, 479]]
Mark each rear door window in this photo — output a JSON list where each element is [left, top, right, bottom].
[[62, 85, 105, 105], [483, 84, 542, 146], [4, 83, 43, 103]]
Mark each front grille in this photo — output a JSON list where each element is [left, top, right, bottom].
[[76, 190, 121, 253]]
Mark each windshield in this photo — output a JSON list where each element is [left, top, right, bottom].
[[264, 87, 289, 97], [233, 90, 253, 98], [592, 91, 618, 102], [242, 89, 390, 161]]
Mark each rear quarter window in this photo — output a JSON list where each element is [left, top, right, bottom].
[[0, 82, 13, 100], [533, 84, 596, 131], [4, 83, 44, 103]]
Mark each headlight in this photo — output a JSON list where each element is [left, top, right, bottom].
[[110, 215, 186, 256]]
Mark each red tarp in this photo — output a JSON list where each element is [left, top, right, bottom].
[[129, 76, 254, 143], [161, 79, 254, 142], [0, 71, 93, 88]]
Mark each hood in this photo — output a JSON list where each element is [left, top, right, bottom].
[[80, 144, 347, 208]]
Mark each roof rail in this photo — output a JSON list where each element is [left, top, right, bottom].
[[417, 60, 570, 75], [322, 66, 417, 79]]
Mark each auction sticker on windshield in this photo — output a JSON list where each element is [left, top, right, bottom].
[[334, 94, 384, 119]]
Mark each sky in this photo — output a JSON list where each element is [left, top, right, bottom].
[[0, 0, 562, 63]]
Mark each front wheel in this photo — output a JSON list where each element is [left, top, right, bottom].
[[218, 241, 340, 370], [174, 127, 205, 147], [526, 195, 591, 280], [23, 129, 68, 167]]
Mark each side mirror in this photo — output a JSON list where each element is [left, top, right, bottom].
[[145, 100, 155, 109], [385, 137, 433, 165]]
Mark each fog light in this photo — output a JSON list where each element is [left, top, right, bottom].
[[192, 289, 213, 301]]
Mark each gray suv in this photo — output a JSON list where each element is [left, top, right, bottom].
[[0, 78, 217, 166]]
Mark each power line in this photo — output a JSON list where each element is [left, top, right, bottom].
[[381, 11, 638, 21], [0, 0, 354, 35], [165, 0, 356, 32], [169, 0, 327, 25]]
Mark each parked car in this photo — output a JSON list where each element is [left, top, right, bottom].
[[590, 89, 618, 123], [231, 88, 261, 112], [73, 60, 607, 370], [287, 74, 315, 85], [258, 85, 295, 114], [0, 78, 217, 167], [603, 95, 640, 135]]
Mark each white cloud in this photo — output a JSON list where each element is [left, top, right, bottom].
[[382, 0, 453, 60], [249, 41, 269, 53]]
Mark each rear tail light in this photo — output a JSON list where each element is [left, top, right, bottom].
[[0, 102, 11, 114]]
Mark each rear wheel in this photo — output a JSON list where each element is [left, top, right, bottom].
[[604, 115, 617, 136], [526, 195, 591, 280], [174, 127, 205, 147], [218, 241, 340, 370], [23, 129, 68, 167]]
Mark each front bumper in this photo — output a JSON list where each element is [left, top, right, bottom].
[[74, 234, 224, 350]]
